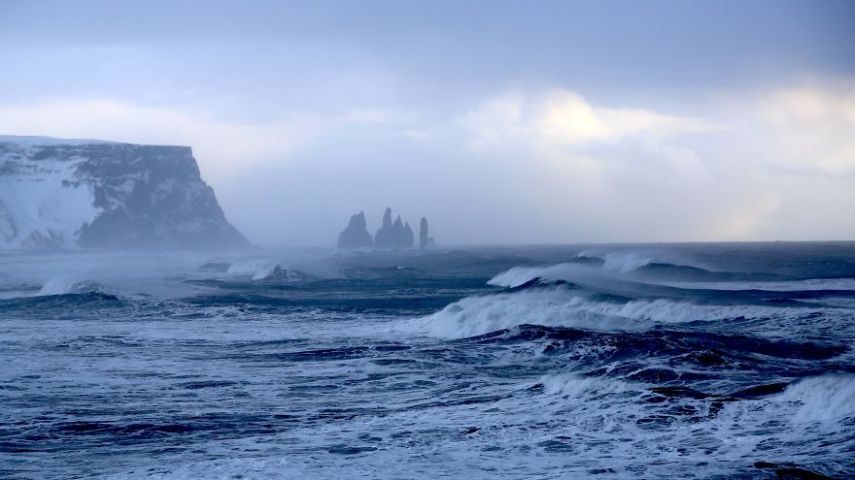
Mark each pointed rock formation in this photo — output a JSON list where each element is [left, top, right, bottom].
[[374, 208, 394, 248], [419, 217, 433, 249], [404, 221, 414, 247], [338, 207, 430, 249], [374, 208, 414, 248], [337, 211, 373, 249]]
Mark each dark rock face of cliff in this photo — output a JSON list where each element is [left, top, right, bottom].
[[0, 137, 249, 250], [337, 211, 373, 248], [76, 144, 248, 249], [374, 208, 414, 248]]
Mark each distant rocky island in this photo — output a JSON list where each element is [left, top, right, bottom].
[[337, 207, 434, 249]]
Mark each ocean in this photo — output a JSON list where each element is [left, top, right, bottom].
[[1, 243, 854, 479]]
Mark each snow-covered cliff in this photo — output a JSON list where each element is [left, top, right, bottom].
[[0, 136, 249, 249]]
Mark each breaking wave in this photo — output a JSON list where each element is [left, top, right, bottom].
[[408, 287, 829, 339], [224, 258, 303, 282], [571, 249, 711, 274], [38, 278, 104, 296], [775, 375, 855, 423], [488, 262, 606, 288], [226, 259, 282, 280], [3, 245, 854, 479], [412, 259, 854, 340], [567, 249, 794, 282]]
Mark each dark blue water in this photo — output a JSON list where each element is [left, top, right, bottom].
[[1, 243, 854, 479]]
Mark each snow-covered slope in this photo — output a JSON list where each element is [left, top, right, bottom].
[[0, 136, 249, 250]]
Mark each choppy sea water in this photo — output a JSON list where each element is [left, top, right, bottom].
[[1, 243, 854, 479]]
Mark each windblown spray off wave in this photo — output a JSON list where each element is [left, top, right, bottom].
[[1, 243, 854, 479]]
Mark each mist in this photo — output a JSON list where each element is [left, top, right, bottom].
[[2, 0, 854, 246]]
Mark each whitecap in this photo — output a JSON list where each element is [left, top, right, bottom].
[[405, 286, 813, 339], [226, 259, 284, 281], [774, 375, 855, 423]]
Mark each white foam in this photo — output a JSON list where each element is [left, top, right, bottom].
[[539, 374, 637, 398], [36, 278, 115, 297], [226, 259, 283, 281], [403, 289, 609, 338], [486, 259, 664, 290], [487, 262, 597, 288], [573, 249, 707, 274], [38, 278, 84, 296], [775, 375, 855, 423], [404, 286, 806, 339]]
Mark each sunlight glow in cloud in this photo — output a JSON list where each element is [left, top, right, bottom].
[[464, 89, 719, 153], [459, 85, 855, 242]]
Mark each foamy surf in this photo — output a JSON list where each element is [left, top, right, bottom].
[[2, 244, 853, 479], [409, 281, 821, 339]]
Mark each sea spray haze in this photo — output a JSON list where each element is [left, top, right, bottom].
[[2, 1, 855, 479], [1, 243, 855, 479]]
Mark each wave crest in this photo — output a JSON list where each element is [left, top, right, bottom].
[[38, 278, 110, 296], [776, 375, 855, 423], [408, 286, 811, 339], [225, 259, 303, 282]]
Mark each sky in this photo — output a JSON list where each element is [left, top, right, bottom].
[[1, 0, 854, 246]]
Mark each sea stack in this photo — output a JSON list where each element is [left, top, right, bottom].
[[337, 211, 373, 248], [404, 221, 414, 247], [374, 208, 414, 248], [419, 217, 434, 249], [337, 207, 431, 249]]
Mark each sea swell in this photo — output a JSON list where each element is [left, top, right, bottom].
[[2, 245, 854, 479]]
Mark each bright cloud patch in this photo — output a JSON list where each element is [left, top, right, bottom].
[[460, 85, 855, 242], [755, 85, 855, 176], [464, 89, 717, 152]]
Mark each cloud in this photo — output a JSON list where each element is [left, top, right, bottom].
[[464, 89, 719, 153], [1, 83, 853, 245], [753, 84, 855, 176], [459, 85, 855, 242], [0, 98, 416, 182], [456, 89, 732, 239], [0, 99, 300, 180]]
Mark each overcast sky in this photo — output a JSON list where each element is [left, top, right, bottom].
[[2, 0, 854, 245]]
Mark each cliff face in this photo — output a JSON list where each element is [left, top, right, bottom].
[[0, 136, 249, 250]]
